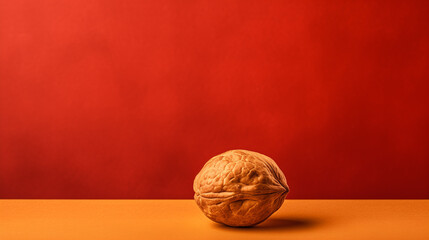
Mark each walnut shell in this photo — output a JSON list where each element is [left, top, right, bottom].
[[193, 149, 289, 227]]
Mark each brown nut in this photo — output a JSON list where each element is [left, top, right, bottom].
[[193, 149, 289, 227]]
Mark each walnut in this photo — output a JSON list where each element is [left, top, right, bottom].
[[193, 149, 289, 227]]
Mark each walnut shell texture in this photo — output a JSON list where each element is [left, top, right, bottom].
[[193, 149, 289, 227]]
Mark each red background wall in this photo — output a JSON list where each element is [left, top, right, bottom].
[[1, 0, 428, 199]]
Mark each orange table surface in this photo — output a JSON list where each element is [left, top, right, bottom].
[[1, 200, 428, 240]]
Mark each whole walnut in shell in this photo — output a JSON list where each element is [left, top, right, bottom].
[[193, 150, 289, 227]]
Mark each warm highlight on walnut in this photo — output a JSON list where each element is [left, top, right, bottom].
[[193, 150, 289, 227]]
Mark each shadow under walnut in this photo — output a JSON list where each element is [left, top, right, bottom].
[[213, 216, 321, 231]]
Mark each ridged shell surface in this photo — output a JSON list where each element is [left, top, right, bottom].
[[193, 150, 289, 227]]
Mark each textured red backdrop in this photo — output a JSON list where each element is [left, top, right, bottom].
[[1, 0, 429, 199]]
